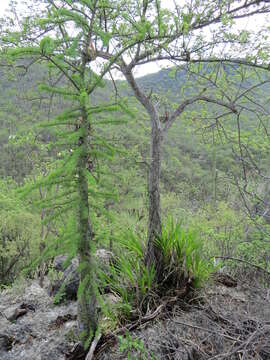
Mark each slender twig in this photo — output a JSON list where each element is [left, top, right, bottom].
[[212, 256, 270, 276], [85, 333, 102, 360], [172, 319, 241, 342]]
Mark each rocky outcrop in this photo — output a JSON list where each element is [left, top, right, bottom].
[[0, 274, 269, 360], [0, 282, 78, 360], [50, 249, 113, 302]]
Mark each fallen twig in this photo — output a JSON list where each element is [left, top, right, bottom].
[[86, 333, 102, 360], [172, 319, 241, 342], [94, 303, 166, 358], [113, 304, 164, 335], [208, 326, 270, 360], [212, 256, 270, 276]]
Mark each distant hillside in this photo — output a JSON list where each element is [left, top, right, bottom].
[[137, 67, 187, 94], [0, 62, 268, 205]]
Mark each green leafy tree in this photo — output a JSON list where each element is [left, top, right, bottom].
[[1, 0, 196, 346], [0, 0, 143, 346]]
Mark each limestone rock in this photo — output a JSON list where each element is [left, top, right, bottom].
[[50, 257, 79, 301], [50, 249, 113, 302], [0, 281, 77, 360]]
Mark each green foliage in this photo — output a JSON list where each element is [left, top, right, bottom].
[[237, 238, 270, 272], [98, 230, 155, 322], [98, 220, 213, 328], [0, 179, 41, 286], [53, 281, 67, 305], [47, 266, 64, 283], [118, 333, 158, 360], [40, 36, 55, 55], [1, 0, 270, 346], [236, 219, 270, 272], [191, 204, 270, 276], [155, 217, 214, 288], [192, 203, 246, 258]]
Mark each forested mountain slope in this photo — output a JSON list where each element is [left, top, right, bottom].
[[1, 63, 268, 202], [0, 63, 269, 279]]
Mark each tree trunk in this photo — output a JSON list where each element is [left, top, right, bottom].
[[146, 114, 163, 277], [39, 208, 46, 288], [77, 109, 97, 346], [212, 144, 217, 208], [121, 67, 164, 277]]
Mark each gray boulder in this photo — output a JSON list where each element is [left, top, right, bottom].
[[52, 254, 68, 272], [50, 257, 79, 301], [50, 249, 113, 302]]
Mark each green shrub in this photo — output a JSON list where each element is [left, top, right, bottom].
[[0, 180, 41, 286], [192, 202, 246, 258], [236, 220, 270, 274], [118, 333, 158, 360], [191, 203, 270, 279]]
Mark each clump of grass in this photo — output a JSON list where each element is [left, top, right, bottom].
[[98, 230, 155, 323], [98, 218, 214, 326], [155, 217, 214, 289]]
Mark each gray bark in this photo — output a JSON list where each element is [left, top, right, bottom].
[[145, 113, 163, 275], [122, 66, 164, 274], [121, 65, 239, 278]]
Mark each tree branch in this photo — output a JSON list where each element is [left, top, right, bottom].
[[163, 95, 238, 134]]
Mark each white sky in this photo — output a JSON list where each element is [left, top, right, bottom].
[[0, 1, 9, 14]]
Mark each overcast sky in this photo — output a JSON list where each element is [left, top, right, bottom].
[[0, 0, 9, 14], [0, 0, 266, 30]]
